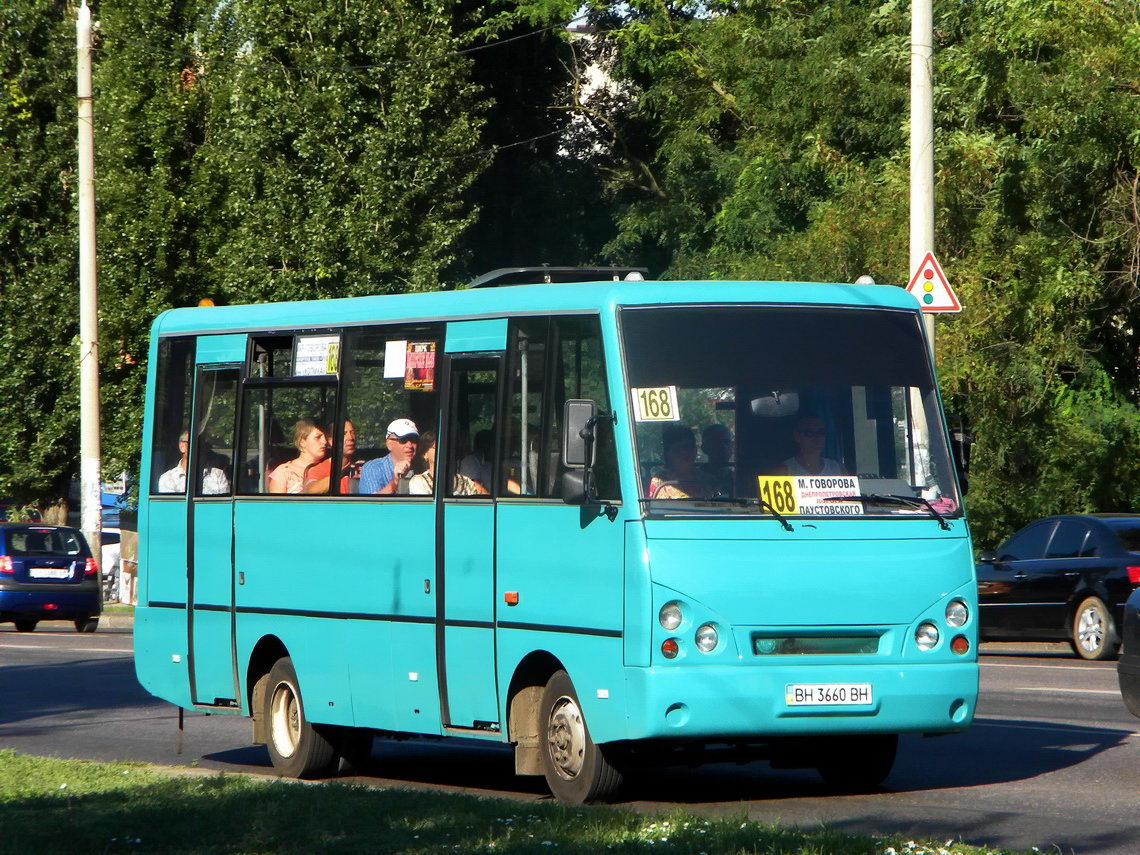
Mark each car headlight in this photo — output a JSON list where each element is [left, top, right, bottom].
[[695, 623, 719, 653], [945, 599, 968, 628], [659, 602, 683, 631], [915, 621, 940, 651]]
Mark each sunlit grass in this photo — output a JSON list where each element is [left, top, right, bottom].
[[0, 751, 1030, 855]]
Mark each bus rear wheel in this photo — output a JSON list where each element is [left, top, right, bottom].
[[539, 670, 623, 804], [815, 734, 897, 791], [264, 657, 337, 779]]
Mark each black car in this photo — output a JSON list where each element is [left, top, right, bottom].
[[1118, 588, 1140, 716], [976, 514, 1140, 660], [0, 523, 101, 632]]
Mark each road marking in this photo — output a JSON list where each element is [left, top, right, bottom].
[[1012, 687, 1120, 695]]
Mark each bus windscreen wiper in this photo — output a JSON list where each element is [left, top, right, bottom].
[[820, 493, 950, 530]]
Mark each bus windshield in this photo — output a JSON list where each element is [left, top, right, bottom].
[[622, 305, 960, 518]]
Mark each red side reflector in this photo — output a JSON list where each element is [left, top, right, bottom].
[[84, 557, 98, 576], [661, 638, 679, 659], [1127, 566, 1140, 585], [950, 635, 970, 655], [503, 591, 519, 605], [0, 556, 12, 574]]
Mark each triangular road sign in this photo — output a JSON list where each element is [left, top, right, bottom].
[[906, 252, 961, 313]]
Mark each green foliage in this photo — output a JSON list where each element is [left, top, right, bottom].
[[557, 0, 1139, 545]]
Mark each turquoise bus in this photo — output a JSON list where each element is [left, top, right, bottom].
[[135, 269, 977, 803]]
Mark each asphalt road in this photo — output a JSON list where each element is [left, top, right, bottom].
[[2, 625, 1137, 854]]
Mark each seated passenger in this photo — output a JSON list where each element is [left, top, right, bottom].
[[158, 431, 230, 495], [267, 419, 331, 494], [304, 419, 363, 494], [774, 415, 844, 476], [359, 418, 419, 495], [408, 431, 487, 496], [458, 429, 494, 491], [700, 422, 735, 496], [648, 425, 716, 499]]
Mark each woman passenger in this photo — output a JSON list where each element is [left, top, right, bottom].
[[268, 418, 331, 494], [409, 431, 487, 496]]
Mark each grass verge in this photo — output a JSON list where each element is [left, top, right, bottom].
[[0, 751, 1028, 855]]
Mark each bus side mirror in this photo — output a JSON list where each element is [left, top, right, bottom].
[[562, 399, 597, 468], [562, 468, 590, 505]]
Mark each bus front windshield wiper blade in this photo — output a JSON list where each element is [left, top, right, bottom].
[[639, 496, 794, 531], [820, 493, 950, 530]]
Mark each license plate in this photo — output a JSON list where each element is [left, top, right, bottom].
[[29, 567, 70, 579], [785, 682, 873, 706]]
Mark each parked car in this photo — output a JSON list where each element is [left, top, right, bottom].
[[976, 514, 1140, 660], [0, 523, 101, 632], [1118, 588, 1140, 716]]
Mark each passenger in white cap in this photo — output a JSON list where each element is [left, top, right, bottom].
[[359, 418, 420, 494]]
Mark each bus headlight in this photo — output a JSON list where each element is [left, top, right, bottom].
[[659, 602, 683, 631], [945, 599, 969, 627], [695, 623, 718, 653], [915, 621, 940, 651]]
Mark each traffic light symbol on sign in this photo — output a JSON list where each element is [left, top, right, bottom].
[[905, 252, 961, 313]]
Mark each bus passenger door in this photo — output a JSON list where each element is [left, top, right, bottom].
[[438, 354, 502, 729], [188, 366, 240, 706]]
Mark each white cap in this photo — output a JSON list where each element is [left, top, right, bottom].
[[386, 418, 419, 439]]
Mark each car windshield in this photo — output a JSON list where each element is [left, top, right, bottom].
[[622, 305, 960, 518], [1103, 520, 1140, 553], [3, 526, 86, 556]]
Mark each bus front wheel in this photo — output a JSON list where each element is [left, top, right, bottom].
[[539, 670, 623, 804], [815, 734, 897, 791], [264, 657, 338, 779]]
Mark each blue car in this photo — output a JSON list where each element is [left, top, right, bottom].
[[0, 523, 101, 632]]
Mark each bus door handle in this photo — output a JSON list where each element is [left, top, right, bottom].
[[238, 572, 245, 585], [424, 579, 430, 594]]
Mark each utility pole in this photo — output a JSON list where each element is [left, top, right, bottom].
[[77, 0, 102, 562], [910, 0, 936, 358]]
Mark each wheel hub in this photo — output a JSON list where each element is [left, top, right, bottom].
[[269, 680, 301, 758], [547, 695, 586, 780], [1077, 607, 1104, 653]]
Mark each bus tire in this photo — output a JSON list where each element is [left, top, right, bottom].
[[815, 734, 897, 791], [264, 657, 337, 779], [1071, 596, 1119, 660], [539, 670, 623, 804]]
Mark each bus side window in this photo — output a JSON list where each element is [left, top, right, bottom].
[[502, 318, 548, 496], [238, 386, 336, 495], [340, 327, 441, 496], [546, 317, 621, 501], [149, 337, 196, 495]]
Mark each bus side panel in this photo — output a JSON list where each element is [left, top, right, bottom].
[[495, 504, 628, 744], [134, 605, 192, 708], [233, 500, 436, 731], [134, 498, 192, 706]]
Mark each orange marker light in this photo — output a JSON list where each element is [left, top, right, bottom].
[[503, 591, 519, 606], [661, 638, 679, 659], [950, 635, 970, 655]]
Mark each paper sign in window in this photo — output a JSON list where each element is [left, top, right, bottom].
[[757, 475, 862, 516], [404, 342, 436, 391], [294, 335, 341, 376], [632, 386, 680, 422], [384, 340, 408, 378]]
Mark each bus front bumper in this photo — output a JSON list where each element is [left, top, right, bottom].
[[621, 661, 978, 741]]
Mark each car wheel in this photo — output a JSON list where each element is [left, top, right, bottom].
[[539, 669, 623, 804], [75, 618, 99, 633], [264, 656, 338, 779], [1071, 596, 1119, 661], [816, 734, 898, 791], [14, 620, 37, 633]]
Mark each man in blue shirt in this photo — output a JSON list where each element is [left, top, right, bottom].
[[359, 419, 420, 494]]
